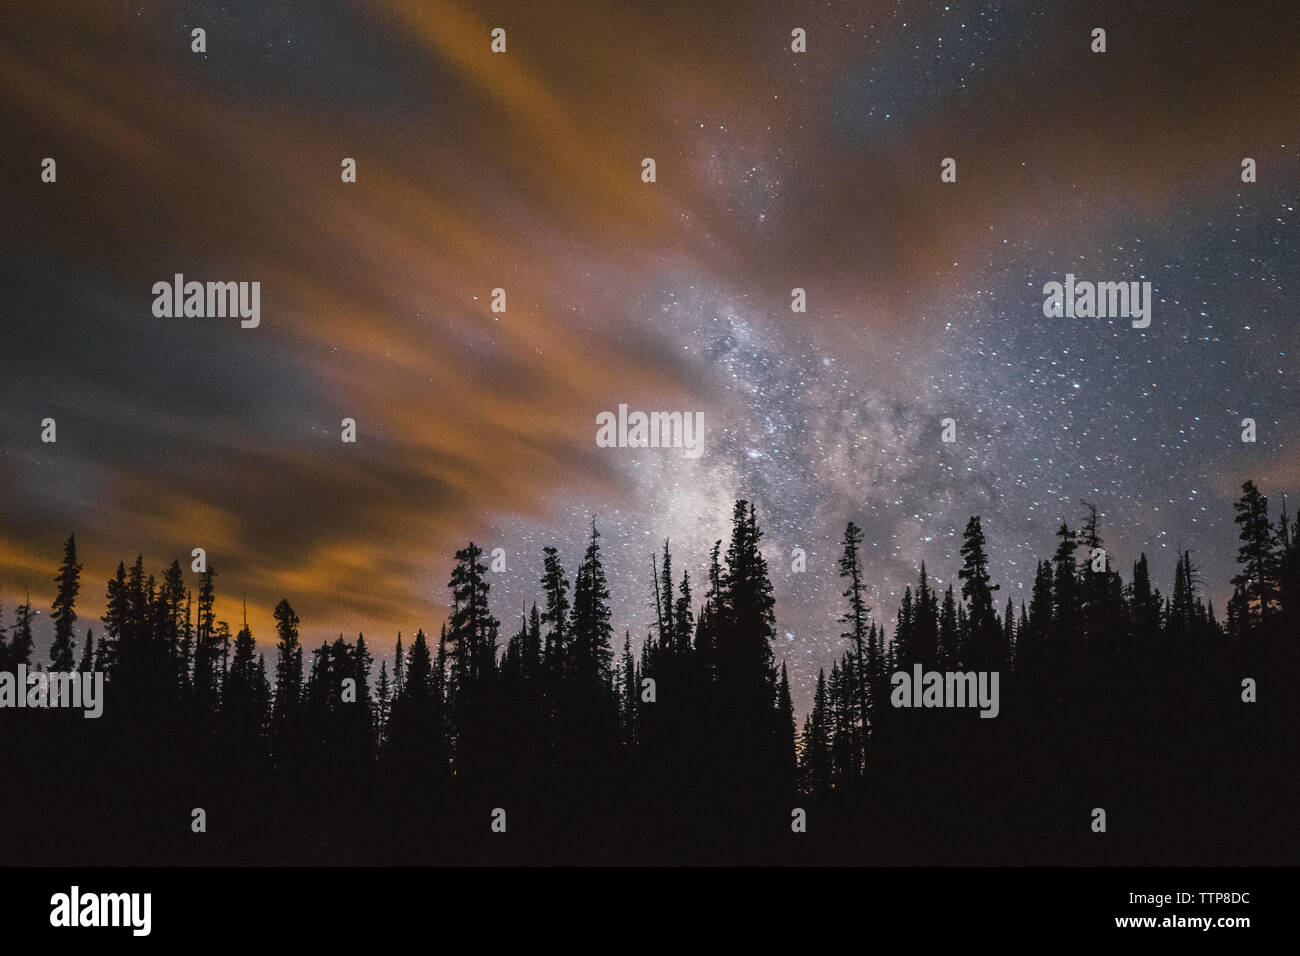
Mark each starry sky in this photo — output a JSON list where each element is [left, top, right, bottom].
[[2, 0, 1297, 713]]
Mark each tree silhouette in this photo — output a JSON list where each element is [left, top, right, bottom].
[[49, 533, 81, 670], [1233, 480, 1278, 621], [0, 486, 1294, 866], [838, 521, 870, 771]]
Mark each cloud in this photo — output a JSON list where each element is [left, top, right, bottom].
[[1, 0, 1296, 692]]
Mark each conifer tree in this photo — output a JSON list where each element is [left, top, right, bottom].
[[434, 625, 447, 717], [673, 572, 694, 652], [1232, 480, 1277, 621], [693, 541, 724, 681], [215, 621, 231, 704], [1276, 495, 1300, 616], [78, 627, 95, 672], [540, 546, 570, 681], [1003, 597, 1016, 665], [225, 621, 263, 748], [620, 630, 637, 747], [10, 597, 33, 667], [98, 564, 127, 673], [571, 520, 614, 684], [193, 568, 219, 705], [393, 634, 405, 699], [524, 603, 542, 681], [159, 560, 185, 657], [255, 654, 272, 734], [958, 516, 1000, 667], [448, 542, 497, 707], [176, 591, 193, 687], [1225, 586, 1250, 640], [272, 598, 303, 727], [386, 628, 446, 788], [800, 668, 831, 793], [937, 584, 959, 669], [838, 521, 871, 749], [865, 620, 885, 723], [895, 585, 914, 664], [1129, 554, 1162, 649], [354, 633, 373, 707], [776, 660, 797, 787], [720, 501, 777, 701], [1051, 524, 1079, 677], [50, 534, 82, 670], [375, 660, 391, 747], [657, 541, 675, 650]]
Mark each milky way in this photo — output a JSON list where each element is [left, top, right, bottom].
[[2, 0, 1296, 714]]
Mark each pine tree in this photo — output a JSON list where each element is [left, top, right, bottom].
[[619, 630, 637, 747], [693, 540, 724, 682], [1003, 597, 1016, 665], [176, 591, 193, 687], [225, 621, 262, 747], [775, 660, 797, 788], [354, 634, 373, 705], [1129, 554, 1162, 650], [1276, 495, 1300, 616], [838, 521, 871, 751], [351, 634, 375, 760], [405, 630, 435, 715], [255, 654, 272, 733], [272, 598, 303, 727], [10, 596, 34, 667], [1052, 523, 1079, 653], [434, 625, 447, 716], [938, 584, 959, 669], [800, 668, 831, 793], [540, 546, 570, 681], [98, 564, 127, 673], [215, 621, 231, 705], [448, 542, 497, 705], [673, 571, 694, 652], [958, 516, 1000, 667], [385, 628, 445, 788], [1232, 480, 1278, 622], [798, 711, 815, 791], [1078, 502, 1125, 668], [159, 560, 185, 658], [1170, 551, 1195, 634], [570, 520, 614, 685], [193, 567, 219, 706], [720, 501, 777, 701], [393, 634, 405, 699], [865, 620, 885, 724], [78, 627, 95, 671], [375, 660, 391, 747], [913, 562, 939, 665], [1016, 602, 1029, 669], [895, 586, 914, 664], [229, 622, 258, 692], [828, 655, 863, 784], [524, 603, 542, 681], [657, 540, 675, 650], [49, 533, 82, 670]]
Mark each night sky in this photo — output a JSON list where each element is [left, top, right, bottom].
[[2, 0, 1297, 713]]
